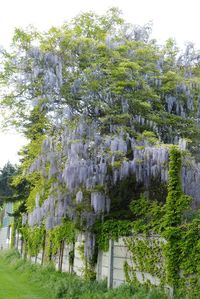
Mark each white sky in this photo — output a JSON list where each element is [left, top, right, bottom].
[[0, 0, 200, 167]]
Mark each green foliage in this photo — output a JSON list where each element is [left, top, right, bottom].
[[124, 236, 166, 286], [21, 225, 45, 256], [162, 146, 193, 289], [164, 146, 192, 227], [140, 131, 158, 145], [96, 220, 132, 251], [10, 106, 49, 217], [108, 176, 139, 220], [47, 221, 76, 256], [10, 220, 16, 249], [77, 244, 96, 281], [0, 162, 17, 206], [125, 146, 200, 296], [1, 7, 200, 152], [130, 194, 165, 233]]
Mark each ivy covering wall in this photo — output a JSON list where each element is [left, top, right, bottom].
[[122, 146, 199, 296]]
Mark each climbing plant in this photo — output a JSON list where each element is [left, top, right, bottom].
[[123, 146, 200, 296]]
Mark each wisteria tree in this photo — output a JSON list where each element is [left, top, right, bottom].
[[1, 7, 200, 263]]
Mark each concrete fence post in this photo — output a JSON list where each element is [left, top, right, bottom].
[[107, 239, 114, 288], [41, 231, 46, 265], [96, 250, 102, 281], [16, 231, 19, 250], [59, 240, 64, 271]]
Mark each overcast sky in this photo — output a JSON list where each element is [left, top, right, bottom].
[[0, 0, 199, 167]]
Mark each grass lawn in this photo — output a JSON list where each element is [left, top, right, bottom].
[[0, 250, 189, 299], [0, 256, 53, 299]]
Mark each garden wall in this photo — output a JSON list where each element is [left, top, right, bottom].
[[0, 226, 12, 250], [13, 231, 172, 293]]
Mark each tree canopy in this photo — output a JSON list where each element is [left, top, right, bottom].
[[0, 162, 16, 206], [1, 8, 200, 270]]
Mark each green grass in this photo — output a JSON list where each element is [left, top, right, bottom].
[[0, 254, 52, 299], [0, 250, 193, 299]]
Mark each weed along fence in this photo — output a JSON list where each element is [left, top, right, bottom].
[[13, 231, 172, 294]]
